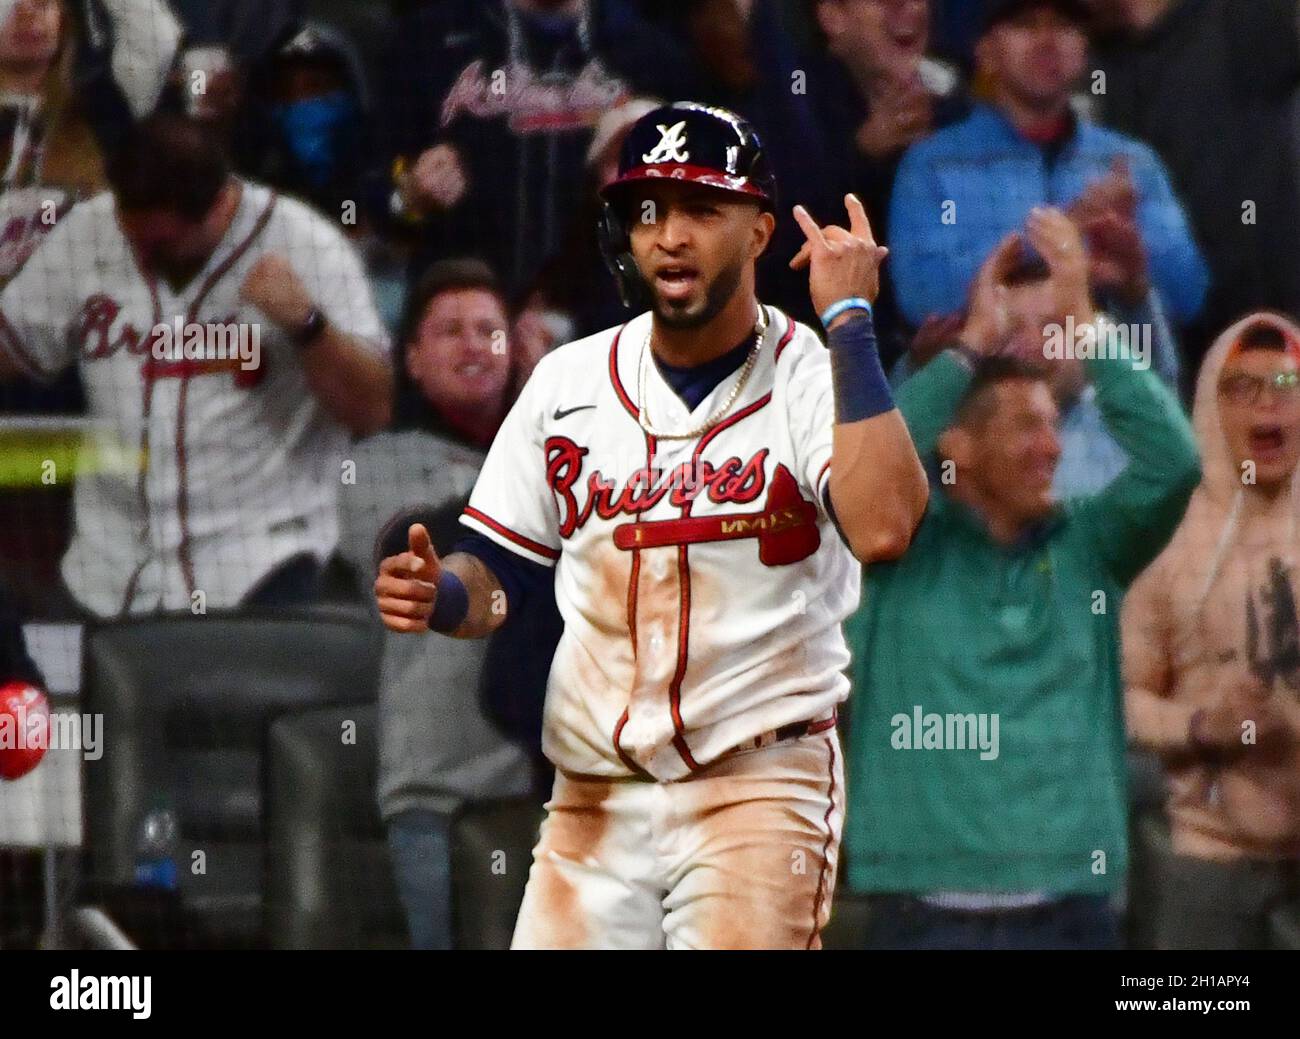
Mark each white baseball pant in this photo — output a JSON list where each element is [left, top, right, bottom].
[[511, 732, 843, 950]]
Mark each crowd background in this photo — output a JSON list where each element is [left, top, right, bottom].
[[0, 0, 1298, 950]]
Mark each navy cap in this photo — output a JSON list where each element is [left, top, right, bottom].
[[981, 0, 1092, 34], [600, 101, 776, 212]]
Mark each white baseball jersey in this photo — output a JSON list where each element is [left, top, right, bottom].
[[462, 307, 861, 782], [0, 181, 389, 616]]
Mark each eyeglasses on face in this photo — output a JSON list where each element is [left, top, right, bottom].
[[1218, 370, 1300, 405]]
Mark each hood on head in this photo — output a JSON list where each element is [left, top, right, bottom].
[[265, 21, 371, 112], [1192, 311, 1300, 506]]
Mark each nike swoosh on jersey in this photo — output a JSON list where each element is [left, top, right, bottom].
[[553, 405, 597, 421]]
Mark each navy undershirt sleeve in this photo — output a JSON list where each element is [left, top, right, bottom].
[[453, 533, 553, 614]]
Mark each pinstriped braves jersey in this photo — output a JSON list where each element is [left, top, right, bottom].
[[461, 307, 860, 781], [0, 182, 389, 616]]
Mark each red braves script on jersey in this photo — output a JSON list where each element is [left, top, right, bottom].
[[461, 307, 861, 782]]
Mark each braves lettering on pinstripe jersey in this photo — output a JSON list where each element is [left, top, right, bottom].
[[545, 438, 769, 533], [0, 181, 389, 617], [74, 294, 147, 359], [462, 307, 861, 782]]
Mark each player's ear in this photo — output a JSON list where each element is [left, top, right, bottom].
[[751, 209, 776, 260]]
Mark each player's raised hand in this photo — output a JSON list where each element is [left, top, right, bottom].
[[373, 523, 443, 633], [240, 253, 314, 330], [789, 194, 890, 320]]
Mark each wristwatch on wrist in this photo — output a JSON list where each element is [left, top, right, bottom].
[[291, 307, 328, 350]]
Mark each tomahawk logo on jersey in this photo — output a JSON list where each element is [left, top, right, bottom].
[[461, 306, 860, 782]]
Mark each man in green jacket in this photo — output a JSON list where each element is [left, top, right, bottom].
[[844, 208, 1200, 948]]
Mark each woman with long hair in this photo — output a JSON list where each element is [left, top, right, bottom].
[[0, 0, 105, 283]]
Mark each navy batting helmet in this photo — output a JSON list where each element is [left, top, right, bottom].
[[597, 101, 776, 309]]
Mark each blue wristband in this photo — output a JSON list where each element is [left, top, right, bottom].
[[828, 311, 894, 423], [820, 297, 873, 329], [427, 569, 470, 633]]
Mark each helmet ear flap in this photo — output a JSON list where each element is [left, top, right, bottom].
[[598, 200, 649, 311]]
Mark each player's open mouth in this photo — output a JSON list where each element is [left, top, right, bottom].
[[655, 266, 700, 301], [1249, 423, 1287, 459]]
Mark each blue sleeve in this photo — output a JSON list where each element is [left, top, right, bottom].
[[888, 142, 953, 328], [453, 533, 554, 615], [1130, 143, 1209, 325]]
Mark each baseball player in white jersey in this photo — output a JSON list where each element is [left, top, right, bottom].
[[0, 113, 391, 616], [376, 102, 928, 949]]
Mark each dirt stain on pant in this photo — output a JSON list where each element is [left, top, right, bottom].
[[519, 776, 613, 949]]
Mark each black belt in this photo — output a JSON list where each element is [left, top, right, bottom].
[[725, 710, 837, 757]]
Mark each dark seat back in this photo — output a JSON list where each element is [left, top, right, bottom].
[[81, 607, 382, 948], [451, 798, 545, 950], [265, 695, 544, 950], [265, 703, 407, 949]]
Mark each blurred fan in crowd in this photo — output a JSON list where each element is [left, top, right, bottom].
[[380, 0, 696, 304], [0, 113, 391, 615], [0, 0, 104, 282], [1091, 0, 1300, 374], [1124, 313, 1300, 949], [252, 24, 368, 220], [0, 0, 101, 413], [241, 23, 406, 329], [887, 0, 1208, 349], [805, 0, 969, 366], [339, 258, 556, 949], [894, 206, 1179, 496], [843, 209, 1199, 949]]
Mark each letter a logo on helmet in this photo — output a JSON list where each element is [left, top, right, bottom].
[[597, 101, 778, 310], [642, 121, 690, 164]]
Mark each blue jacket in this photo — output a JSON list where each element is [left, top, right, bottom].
[[888, 104, 1209, 328]]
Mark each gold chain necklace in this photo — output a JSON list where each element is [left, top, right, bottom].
[[636, 306, 768, 441]]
